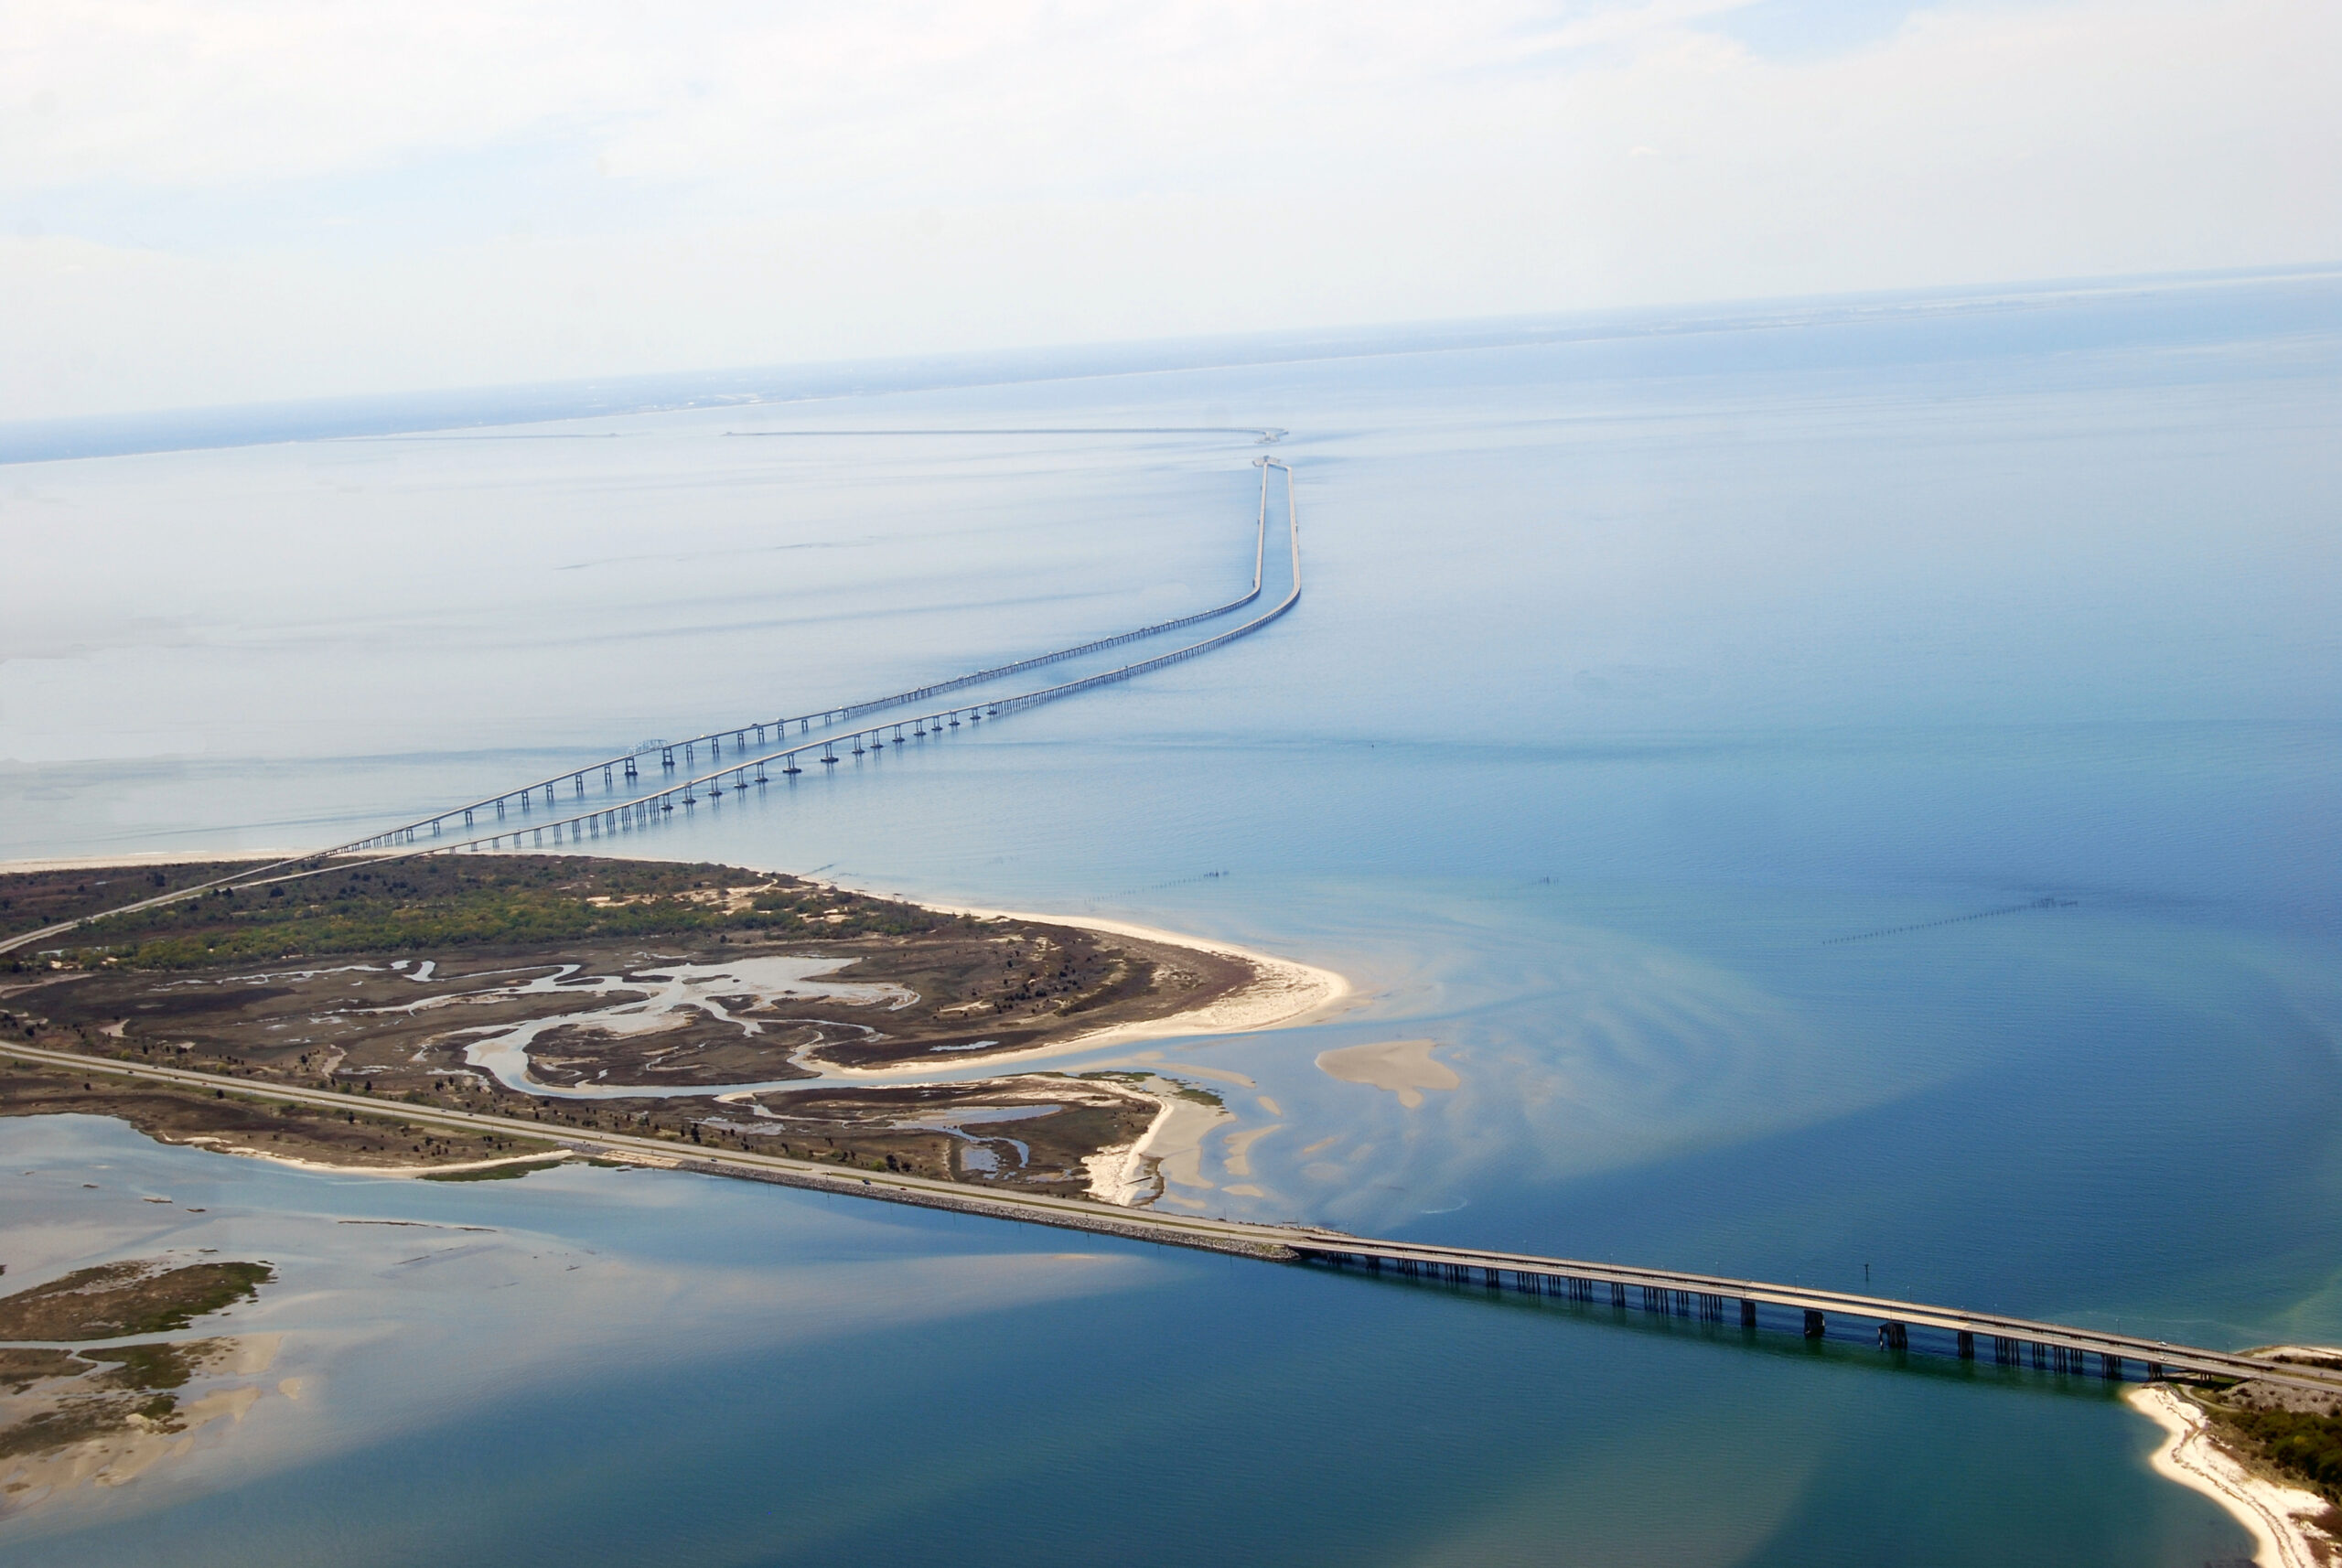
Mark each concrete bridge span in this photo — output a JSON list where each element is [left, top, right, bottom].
[[1, 1037, 2330, 1402]]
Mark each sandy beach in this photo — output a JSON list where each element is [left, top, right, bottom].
[[177, 1140, 575, 1180], [826, 892, 1356, 1075], [2128, 1385, 2337, 1568]]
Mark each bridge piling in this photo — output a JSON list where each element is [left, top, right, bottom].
[[1958, 1331, 1976, 1359], [1804, 1310, 1827, 1339]]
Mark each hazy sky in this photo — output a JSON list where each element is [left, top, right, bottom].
[[4, 0, 2336, 420]]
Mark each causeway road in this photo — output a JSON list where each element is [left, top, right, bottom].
[[5, 1037, 2335, 1397]]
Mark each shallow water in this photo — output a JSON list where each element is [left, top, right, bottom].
[[5, 272, 2338, 1562]]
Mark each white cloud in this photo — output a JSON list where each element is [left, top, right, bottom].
[[1, 0, 2336, 418]]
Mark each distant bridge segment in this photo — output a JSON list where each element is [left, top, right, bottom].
[[0, 461, 1303, 954]]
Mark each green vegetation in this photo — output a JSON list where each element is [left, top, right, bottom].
[[2223, 1406, 2342, 1502], [6, 856, 952, 972], [0, 1348, 87, 1393], [86, 1341, 205, 1391], [0, 1260, 274, 1340], [419, 1157, 570, 1182]]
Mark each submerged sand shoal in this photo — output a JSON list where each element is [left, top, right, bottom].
[[1315, 1038, 1456, 1109]]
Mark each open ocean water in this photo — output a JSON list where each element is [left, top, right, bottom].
[[2, 271, 2337, 1564]]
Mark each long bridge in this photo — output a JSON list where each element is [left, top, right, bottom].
[[0, 457, 1303, 957], [9, 446, 2325, 1405], [338, 455, 1304, 861], [4, 1036, 2333, 1399]]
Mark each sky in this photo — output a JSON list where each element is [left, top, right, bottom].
[[2, 0, 2337, 421]]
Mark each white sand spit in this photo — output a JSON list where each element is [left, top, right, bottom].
[[820, 895, 1353, 1076], [2129, 1385, 2336, 1568]]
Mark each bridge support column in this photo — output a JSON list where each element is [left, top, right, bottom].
[[1876, 1322, 1907, 1351], [2102, 1354, 2122, 1380], [1803, 1310, 1826, 1339], [1958, 1331, 1975, 1359], [1741, 1299, 1756, 1327]]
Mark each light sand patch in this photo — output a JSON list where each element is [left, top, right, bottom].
[[0, 853, 295, 874], [1150, 1061, 1256, 1089], [1316, 1039, 1458, 1110], [1257, 1095, 1283, 1116], [2129, 1385, 2336, 1568], [177, 1139, 574, 1180], [1298, 1134, 1339, 1156], [222, 1335, 282, 1375], [1080, 1075, 1235, 1206], [1222, 1123, 1284, 1177], [1222, 1184, 1265, 1197], [0, 1354, 279, 1519]]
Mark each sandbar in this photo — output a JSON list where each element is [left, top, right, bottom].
[[1315, 1038, 1457, 1109]]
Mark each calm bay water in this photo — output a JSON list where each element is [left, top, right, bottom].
[[3, 273, 2338, 1563]]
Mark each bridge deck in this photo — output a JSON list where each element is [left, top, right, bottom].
[[4, 1039, 2333, 1399]]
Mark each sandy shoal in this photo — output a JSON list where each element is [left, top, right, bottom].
[[1315, 1038, 1456, 1109]]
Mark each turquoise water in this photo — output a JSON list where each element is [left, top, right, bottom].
[[4, 272, 2339, 1562]]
